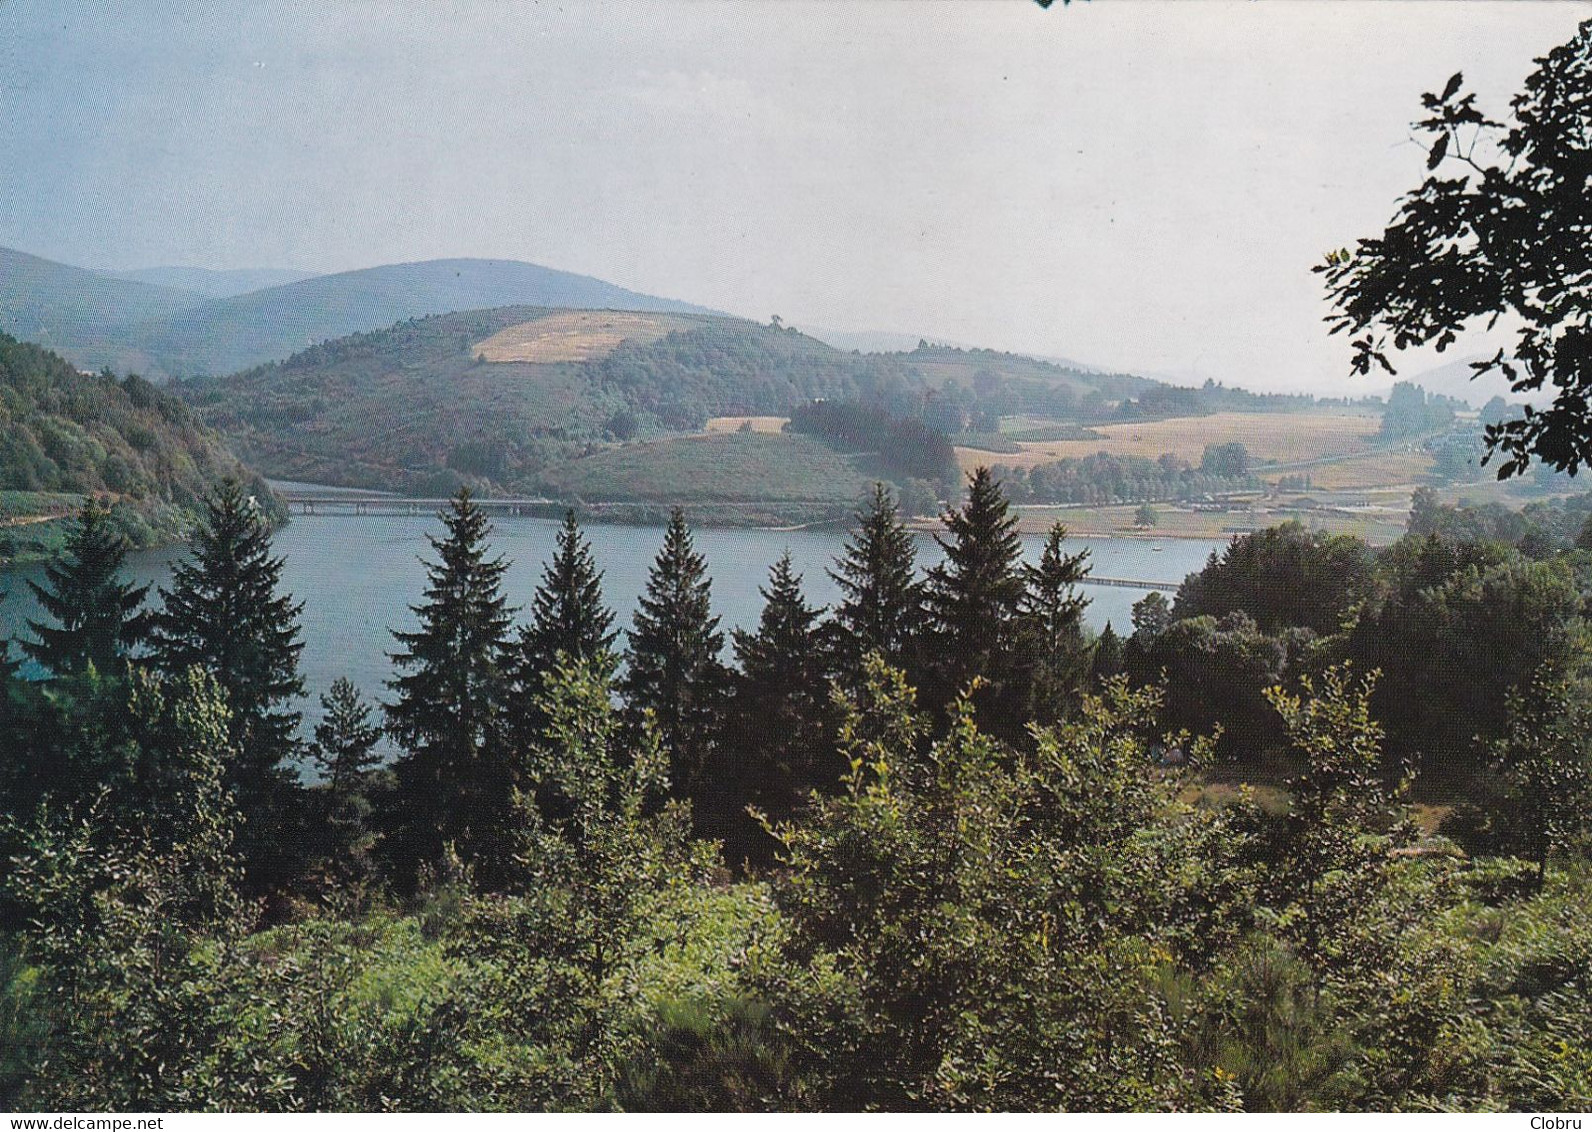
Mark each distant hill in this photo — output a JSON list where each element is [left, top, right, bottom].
[[1, 249, 718, 380], [178, 306, 912, 495], [0, 331, 278, 564], [1399, 357, 1533, 409], [102, 265, 321, 299], [0, 247, 206, 373], [176, 304, 1172, 512], [800, 323, 1104, 373], [132, 257, 722, 379]]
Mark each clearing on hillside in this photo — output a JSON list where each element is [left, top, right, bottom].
[[705, 416, 789, 434], [541, 432, 882, 505], [960, 410, 1383, 470], [473, 310, 694, 364]]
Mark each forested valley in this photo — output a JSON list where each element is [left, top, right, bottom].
[[2, 467, 1591, 1112]]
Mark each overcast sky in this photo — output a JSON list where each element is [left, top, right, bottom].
[[3, 1, 1588, 393]]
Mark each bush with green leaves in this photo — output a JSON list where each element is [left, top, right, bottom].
[[751, 655, 1215, 1111]]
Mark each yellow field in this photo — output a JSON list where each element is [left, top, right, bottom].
[[705, 416, 789, 434], [473, 311, 691, 364], [984, 503, 1409, 545], [960, 411, 1383, 471], [1294, 450, 1434, 491]]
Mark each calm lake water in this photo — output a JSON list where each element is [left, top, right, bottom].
[[0, 512, 1225, 745]]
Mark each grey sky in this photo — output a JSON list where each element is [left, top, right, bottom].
[[2, 0, 1587, 393]]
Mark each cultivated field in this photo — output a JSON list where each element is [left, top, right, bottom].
[[540, 432, 884, 505], [961, 410, 1383, 470], [473, 310, 692, 364], [705, 415, 789, 434], [998, 501, 1411, 545], [1292, 450, 1434, 491]]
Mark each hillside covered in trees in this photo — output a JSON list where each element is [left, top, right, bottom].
[[176, 304, 1379, 519], [3, 470, 1592, 1111], [0, 332, 279, 564]]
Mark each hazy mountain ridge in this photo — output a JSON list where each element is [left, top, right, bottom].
[[1, 249, 718, 381], [101, 265, 322, 299], [0, 247, 206, 372]]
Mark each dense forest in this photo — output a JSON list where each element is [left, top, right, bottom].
[[0, 333, 280, 564], [2, 469, 1590, 1111]]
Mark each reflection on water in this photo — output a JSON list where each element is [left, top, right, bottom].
[[0, 513, 1225, 746]]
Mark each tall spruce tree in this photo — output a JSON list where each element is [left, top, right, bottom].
[[24, 497, 151, 678], [310, 677, 383, 792], [506, 510, 616, 753], [1018, 522, 1092, 722], [828, 483, 923, 674], [1092, 622, 1126, 685], [149, 479, 305, 885], [622, 509, 727, 801], [308, 677, 384, 884], [923, 467, 1026, 722], [383, 489, 517, 886], [714, 552, 832, 867]]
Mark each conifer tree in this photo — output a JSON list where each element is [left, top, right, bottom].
[[0, 595, 19, 780], [1018, 522, 1092, 722], [714, 552, 832, 865], [310, 677, 382, 792], [308, 677, 384, 883], [923, 467, 1026, 720], [506, 510, 616, 754], [1092, 622, 1126, 684], [149, 479, 305, 875], [525, 510, 616, 665], [622, 509, 727, 800], [383, 489, 517, 886], [828, 483, 923, 673], [24, 498, 151, 678], [0, 591, 18, 685]]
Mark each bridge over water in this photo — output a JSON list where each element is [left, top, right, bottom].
[[283, 494, 557, 517]]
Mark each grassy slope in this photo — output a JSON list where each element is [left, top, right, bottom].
[[542, 432, 886, 506]]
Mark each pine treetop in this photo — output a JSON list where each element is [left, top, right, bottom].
[[382, 489, 520, 883], [734, 550, 821, 682], [151, 478, 306, 716], [24, 496, 151, 677], [829, 483, 922, 661], [311, 676, 383, 791], [524, 509, 617, 668], [621, 509, 727, 797], [627, 509, 724, 667], [387, 489, 516, 744], [1024, 521, 1091, 629], [928, 467, 1025, 630]]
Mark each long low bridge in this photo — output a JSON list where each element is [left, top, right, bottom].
[[1085, 576, 1182, 591], [282, 494, 558, 516]]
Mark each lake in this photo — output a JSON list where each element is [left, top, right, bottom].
[[0, 512, 1226, 745]]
